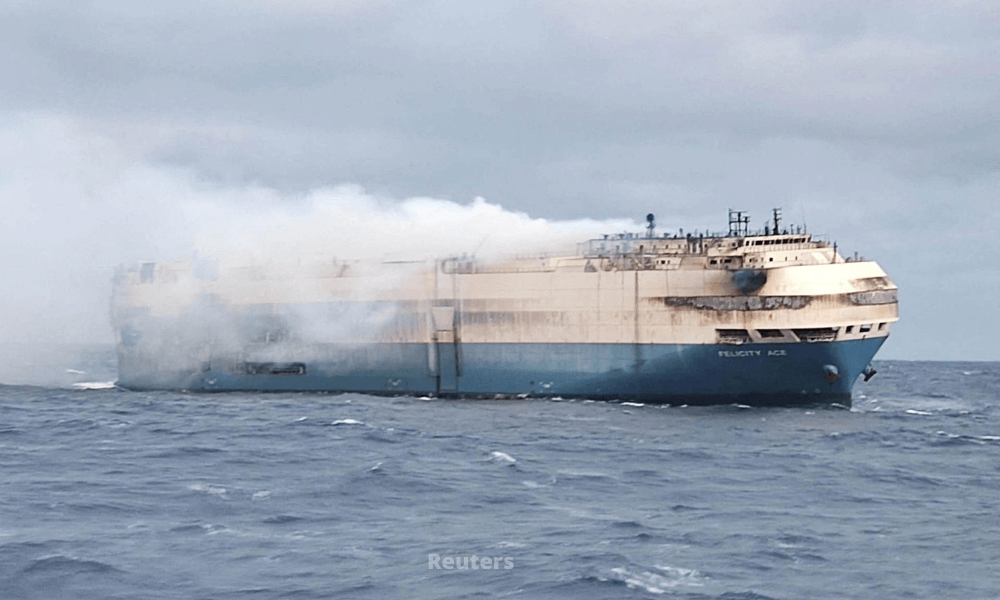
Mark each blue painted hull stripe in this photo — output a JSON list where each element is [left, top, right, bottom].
[[117, 338, 886, 406]]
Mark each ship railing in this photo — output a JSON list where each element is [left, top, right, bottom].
[[737, 242, 827, 253], [576, 238, 690, 256], [513, 249, 572, 260]]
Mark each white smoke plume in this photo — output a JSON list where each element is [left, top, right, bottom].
[[0, 116, 638, 385]]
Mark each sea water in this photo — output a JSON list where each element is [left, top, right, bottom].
[[1, 351, 998, 599]]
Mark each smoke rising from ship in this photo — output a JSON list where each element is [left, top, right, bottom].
[[0, 118, 635, 385]]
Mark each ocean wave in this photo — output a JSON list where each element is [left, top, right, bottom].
[[21, 554, 122, 575], [71, 381, 116, 390], [596, 564, 706, 594], [5, 359, 1000, 600], [555, 469, 615, 480], [187, 483, 228, 497], [521, 477, 556, 488], [488, 451, 517, 465], [930, 431, 990, 446], [261, 514, 305, 524]]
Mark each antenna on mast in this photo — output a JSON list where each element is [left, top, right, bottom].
[[728, 209, 749, 236], [772, 208, 782, 235]]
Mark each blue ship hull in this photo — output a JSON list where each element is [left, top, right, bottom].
[[117, 337, 885, 406]]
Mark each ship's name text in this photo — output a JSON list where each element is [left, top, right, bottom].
[[718, 350, 788, 358]]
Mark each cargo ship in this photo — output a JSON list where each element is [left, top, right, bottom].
[[111, 209, 898, 406]]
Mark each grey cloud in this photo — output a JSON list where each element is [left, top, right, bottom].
[[5, 2, 996, 148], [1, 1, 998, 359]]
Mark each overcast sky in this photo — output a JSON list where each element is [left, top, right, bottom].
[[1, 0, 998, 361]]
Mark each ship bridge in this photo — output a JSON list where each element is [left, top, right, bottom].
[[575, 209, 839, 272]]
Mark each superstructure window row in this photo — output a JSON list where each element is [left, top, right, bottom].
[[748, 238, 807, 246]]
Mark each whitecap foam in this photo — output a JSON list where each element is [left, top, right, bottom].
[[294, 416, 308, 422], [204, 524, 233, 536], [489, 451, 516, 465], [331, 419, 364, 426], [653, 564, 704, 581], [606, 565, 705, 593], [621, 402, 644, 407], [71, 381, 116, 390], [906, 409, 933, 416], [493, 541, 527, 549], [188, 483, 228, 497], [251, 491, 271, 500]]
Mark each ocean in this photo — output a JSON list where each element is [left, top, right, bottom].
[[1, 350, 998, 599]]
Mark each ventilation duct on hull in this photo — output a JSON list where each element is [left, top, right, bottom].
[[245, 362, 307, 375], [793, 328, 838, 342], [717, 329, 752, 344]]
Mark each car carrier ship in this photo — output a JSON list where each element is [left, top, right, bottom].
[[110, 209, 898, 406]]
